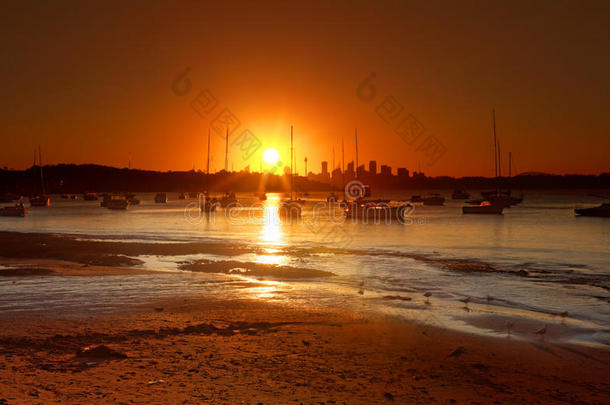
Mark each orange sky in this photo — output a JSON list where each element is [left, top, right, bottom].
[[1, 1, 609, 176]]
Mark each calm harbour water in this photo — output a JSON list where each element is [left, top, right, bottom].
[[1, 190, 609, 346]]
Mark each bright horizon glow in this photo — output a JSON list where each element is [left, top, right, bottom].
[[263, 148, 280, 165]]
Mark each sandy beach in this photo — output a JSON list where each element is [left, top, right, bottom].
[[0, 232, 609, 404], [1, 294, 609, 404]]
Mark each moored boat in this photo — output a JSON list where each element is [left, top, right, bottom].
[[484, 192, 523, 208], [0, 202, 28, 217], [462, 200, 504, 215], [124, 193, 140, 205], [154, 193, 168, 203], [106, 195, 130, 210], [575, 203, 610, 218], [29, 195, 50, 207], [83, 193, 98, 201]]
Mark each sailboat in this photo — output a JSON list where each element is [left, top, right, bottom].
[[480, 151, 523, 207], [479, 112, 523, 208], [29, 146, 50, 207], [354, 128, 371, 197], [463, 110, 504, 215], [280, 125, 302, 218], [219, 128, 238, 208], [201, 128, 218, 212]]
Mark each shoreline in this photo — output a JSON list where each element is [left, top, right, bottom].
[[0, 230, 609, 349], [1, 294, 609, 403], [0, 234, 609, 402]]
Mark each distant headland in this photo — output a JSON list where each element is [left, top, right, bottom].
[[1, 164, 609, 194]]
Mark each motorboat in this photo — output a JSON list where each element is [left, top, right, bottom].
[[29, 195, 50, 207], [462, 200, 504, 215], [83, 193, 98, 201], [124, 193, 140, 205], [0, 202, 27, 217], [106, 195, 130, 210], [154, 193, 168, 203], [575, 203, 610, 217]]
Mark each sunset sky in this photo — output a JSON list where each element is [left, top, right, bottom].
[[2, 0, 609, 176]]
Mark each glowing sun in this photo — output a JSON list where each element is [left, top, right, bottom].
[[263, 148, 280, 165]]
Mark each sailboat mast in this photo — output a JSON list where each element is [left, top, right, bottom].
[[492, 109, 498, 178], [498, 141, 502, 178], [290, 125, 294, 200], [224, 128, 229, 172], [38, 146, 45, 195], [205, 128, 211, 193], [508, 152, 512, 177], [354, 128, 359, 180], [207, 129, 211, 176], [341, 135, 345, 197]]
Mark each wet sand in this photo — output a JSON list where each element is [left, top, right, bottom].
[[0, 296, 608, 404], [0, 231, 609, 403]]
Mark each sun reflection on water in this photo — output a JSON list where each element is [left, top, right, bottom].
[[260, 195, 284, 245], [240, 277, 284, 300], [256, 255, 288, 266]]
